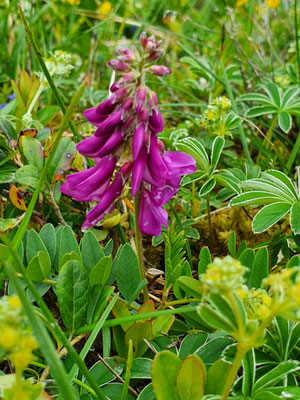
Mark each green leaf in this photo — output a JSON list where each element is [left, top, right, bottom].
[[130, 358, 152, 379], [125, 320, 153, 358], [87, 285, 114, 325], [27, 251, 51, 282], [246, 105, 277, 118], [86, 358, 123, 387], [199, 178, 216, 196], [228, 231, 236, 257], [252, 360, 299, 394], [152, 314, 175, 337], [0, 218, 17, 232], [151, 351, 181, 400], [175, 137, 210, 173], [176, 355, 206, 400], [19, 135, 44, 170], [278, 111, 292, 133], [46, 137, 76, 183], [15, 165, 40, 188], [290, 203, 300, 234], [230, 191, 284, 207], [177, 276, 202, 298], [39, 223, 56, 263], [26, 229, 51, 265], [195, 336, 234, 367], [89, 255, 112, 287], [205, 359, 230, 395], [80, 231, 105, 272], [137, 383, 155, 400], [0, 119, 17, 141], [116, 244, 142, 303], [57, 260, 89, 332], [197, 304, 235, 334], [252, 203, 291, 233], [59, 251, 82, 270], [242, 349, 256, 397], [210, 136, 225, 173], [179, 333, 208, 360], [250, 248, 269, 289], [37, 105, 60, 125], [263, 83, 281, 108], [59, 225, 81, 265], [198, 247, 212, 275]]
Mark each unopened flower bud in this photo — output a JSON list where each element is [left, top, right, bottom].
[[117, 47, 135, 63], [107, 60, 130, 72], [150, 65, 171, 77], [148, 49, 164, 62]]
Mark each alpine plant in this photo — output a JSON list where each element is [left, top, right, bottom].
[[61, 33, 196, 236]]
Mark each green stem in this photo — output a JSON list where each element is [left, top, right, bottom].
[[121, 339, 133, 400], [18, 6, 82, 144], [11, 82, 86, 252], [286, 127, 300, 171], [75, 305, 197, 334], [206, 193, 213, 242], [168, 201, 193, 268], [220, 62, 252, 164], [134, 190, 149, 300], [25, 84, 43, 116], [295, 0, 300, 88], [221, 345, 246, 400], [256, 115, 278, 163]]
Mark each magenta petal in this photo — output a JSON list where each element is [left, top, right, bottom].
[[138, 190, 168, 236], [76, 135, 107, 158], [82, 203, 115, 230], [163, 151, 196, 175], [98, 129, 123, 157], [60, 181, 76, 198], [94, 109, 123, 135], [149, 109, 164, 133], [83, 108, 108, 125], [132, 146, 147, 196], [132, 123, 145, 160], [148, 135, 169, 181]]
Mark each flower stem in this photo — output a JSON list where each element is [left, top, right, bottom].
[[221, 345, 246, 400], [134, 190, 149, 300], [206, 193, 213, 243]]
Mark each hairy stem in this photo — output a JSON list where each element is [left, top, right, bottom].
[[221, 345, 246, 400]]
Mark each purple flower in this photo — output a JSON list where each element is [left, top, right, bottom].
[[61, 33, 196, 235], [60, 156, 117, 202], [82, 163, 132, 230], [139, 189, 168, 236]]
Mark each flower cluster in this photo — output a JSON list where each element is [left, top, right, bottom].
[[201, 255, 247, 293], [200, 96, 232, 136], [61, 33, 196, 235], [0, 296, 43, 399], [235, 286, 272, 320]]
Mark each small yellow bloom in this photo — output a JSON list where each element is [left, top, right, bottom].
[[11, 350, 34, 370], [8, 296, 22, 309], [98, 1, 113, 18], [267, 0, 280, 8], [67, 0, 80, 5], [0, 327, 19, 351], [236, 0, 248, 6]]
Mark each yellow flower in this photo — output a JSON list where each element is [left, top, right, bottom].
[[8, 296, 22, 309], [11, 349, 34, 370], [236, 0, 248, 6], [67, 0, 80, 5], [98, 1, 113, 18], [267, 0, 280, 8], [0, 327, 19, 351]]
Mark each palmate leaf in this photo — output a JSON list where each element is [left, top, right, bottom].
[[278, 111, 292, 133], [252, 203, 291, 234], [263, 170, 299, 201], [230, 191, 285, 207], [175, 137, 210, 174], [262, 83, 281, 108], [246, 105, 277, 118], [290, 203, 300, 234], [239, 93, 273, 105]]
